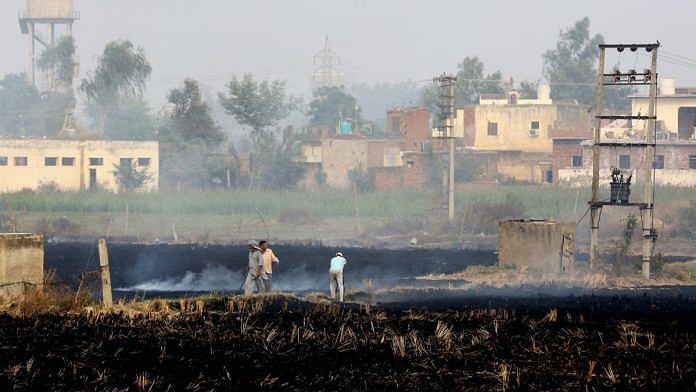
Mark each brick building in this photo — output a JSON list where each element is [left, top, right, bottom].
[[550, 128, 593, 182], [386, 107, 431, 152]]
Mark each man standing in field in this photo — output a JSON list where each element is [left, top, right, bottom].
[[329, 252, 347, 302], [259, 240, 279, 292], [244, 240, 265, 295]]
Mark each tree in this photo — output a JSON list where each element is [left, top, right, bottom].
[[159, 79, 233, 191], [167, 78, 224, 144], [37, 36, 76, 93], [543, 17, 633, 110], [0, 73, 66, 136], [218, 74, 297, 188], [454, 56, 505, 106], [251, 129, 306, 190], [543, 18, 602, 107], [112, 161, 154, 192], [518, 80, 539, 99], [308, 86, 361, 129], [80, 40, 152, 133], [0, 74, 42, 135], [420, 56, 505, 112], [85, 96, 154, 140]]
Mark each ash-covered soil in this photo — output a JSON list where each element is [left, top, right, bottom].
[[45, 242, 496, 293], [2, 290, 696, 391]]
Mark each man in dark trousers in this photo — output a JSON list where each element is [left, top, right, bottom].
[[243, 240, 265, 294]]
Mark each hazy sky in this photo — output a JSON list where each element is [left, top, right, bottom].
[[2, 0, 696, 110]]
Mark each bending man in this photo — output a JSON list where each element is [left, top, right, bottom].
[[329, 252, 347, 302]]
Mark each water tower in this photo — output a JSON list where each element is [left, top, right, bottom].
[[18, 0, 79, 85]]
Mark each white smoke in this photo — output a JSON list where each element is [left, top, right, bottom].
[[120, 265, 244, 291], [119, 263, 331, 292]]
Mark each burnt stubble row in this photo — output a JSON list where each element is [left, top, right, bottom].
[[1, 293, 695, 391]]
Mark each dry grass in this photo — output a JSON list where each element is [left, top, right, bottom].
[[15, 271, 94, 316], [411, 261, 696, 294]]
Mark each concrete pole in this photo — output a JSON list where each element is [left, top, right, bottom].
[[448, 80, 456, 222], [642, 48, 659, 280], [49, 23, 56, 91], [98, 239, 113, 308], [589, 47, 606, 270], [28, 22, 35, 85], [352, 182, 362, 236]]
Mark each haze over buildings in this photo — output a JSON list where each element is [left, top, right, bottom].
[[1, 0, 696, 110]]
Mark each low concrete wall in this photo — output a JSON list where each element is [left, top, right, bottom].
[[0, 233, 44, 302], [498, 220, 575, 273]]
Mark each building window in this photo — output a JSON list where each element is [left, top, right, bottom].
[[89, 158, 103, 166], [571, 156, 583, 167], [619, 155, 630, 169], [406, 160, 414, 168], [0, 156, 7, 166], [653, 155, 665, 169], [62, 157, 75, 166], [391, 117, 401, 133], [487, 122, 498, 136], [531, 121, 540, 130], [14, 157, 28, 166], [690, 155, 696, 169], [120, 158, 133, 167], [45, 157, 58, 166], [137, 157, 151, 167]]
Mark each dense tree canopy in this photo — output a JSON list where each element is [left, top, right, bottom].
[[37, 36, 76, 93], [167, 78, 224, 144], [454, 56, 505, 106], [0, 73, 67, 136], [80, 40, 152, 134], [308, 86, 361, 129], [421, 56, 505, 113], [218, 74, 297, 188], [543, 17, 633, 110]]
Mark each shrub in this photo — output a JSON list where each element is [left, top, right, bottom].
[[0, 213, 14, 232], [676, 200, 696, 239], [463, 195, 525, 234], [348, 164, 372, 192], [36, 181, 61, 193], [34, 217, 81, 237]]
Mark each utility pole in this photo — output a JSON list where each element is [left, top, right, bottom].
[[588, 43, 659, 278], [434, 74, 457, 222]]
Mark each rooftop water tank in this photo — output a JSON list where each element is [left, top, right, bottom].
[[661, 78, 676, 96], [537, 84, 551, 101], [26, 0, 75, 19]]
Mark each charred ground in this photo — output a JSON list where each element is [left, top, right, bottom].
[[2, 291, 696, 391]]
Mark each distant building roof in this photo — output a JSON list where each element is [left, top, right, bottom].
[[479, 94, 507, 100]]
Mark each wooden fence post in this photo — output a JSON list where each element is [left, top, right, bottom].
[[98, 238, 113, 308]]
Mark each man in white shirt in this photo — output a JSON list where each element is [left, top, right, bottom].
[[329, 252, 347, 302], [259, 240, 279, 292]]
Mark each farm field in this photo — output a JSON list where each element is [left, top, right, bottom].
[[2, 291, 696, 390]]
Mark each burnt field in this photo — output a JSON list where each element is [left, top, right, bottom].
[[45, 242, 496, 296], [3, 291, 696, 391]]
